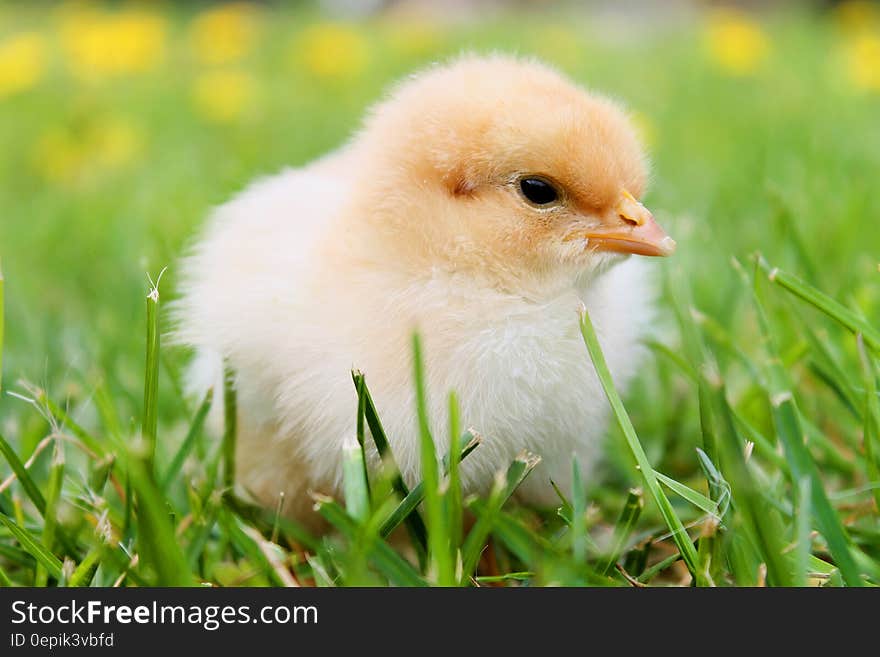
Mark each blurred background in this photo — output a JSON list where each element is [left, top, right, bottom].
[[0, 0, 878, 449]]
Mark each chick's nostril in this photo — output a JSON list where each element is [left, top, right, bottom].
[[619, 213, 639, 226]]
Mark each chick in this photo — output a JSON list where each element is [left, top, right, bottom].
[[174, 55, 675, 527]]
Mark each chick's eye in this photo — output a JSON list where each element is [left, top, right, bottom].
[[519, 177, 559, 206]]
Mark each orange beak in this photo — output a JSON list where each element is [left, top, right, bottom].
[[580, 190, 676, 257]]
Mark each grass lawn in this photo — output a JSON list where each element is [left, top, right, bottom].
[[1, 3, 879, 586]]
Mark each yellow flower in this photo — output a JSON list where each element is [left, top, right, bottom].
[[295, 23, 370, 80], [834, 1, 880, 35], [843, 33, 880, 91], [60, 9, 166, 81], [32, 117, 142, 184], [192, 70, 257, 123], [704, 9, 769, 76], [0, 33, 46, 98], [190, 3, 262, 65]]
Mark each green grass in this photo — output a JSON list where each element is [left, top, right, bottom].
[[1, 4, 879, 586]]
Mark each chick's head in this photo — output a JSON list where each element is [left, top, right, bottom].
[[354, 55, 675, 289]]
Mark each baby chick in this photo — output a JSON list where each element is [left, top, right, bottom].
[[174, 55, 675, 527]]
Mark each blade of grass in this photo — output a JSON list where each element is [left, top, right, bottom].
[[0, 541, 35, 569], [693, 447, 731, 583], [130, 267, 193, 585], [808, 554, 841, 587], [343, 441, 370, 523], [654, 471, 720, 518], [602, 488, 644, 576], [757, 257, 880, 351], [446, 392, 463, 558], [551, 480, 574, 525], [0, 259, 4, 393], [0, 512, 63, 580], [222, 366, 236, 490], [856, 335, 880, 512], [460, 450, 540, 583], [353, 371, 372, 502], [412, 333, 453, 585], [793, 477, 811, 587], [313, 495, 427, 587], [579, 307, 702, 583], [351, 371, 428, 561], [798, 315, 861, 419], [0, 562, 11, 587], [305, 554, 336, 587], [708, 381, 796, 586], [161, 388, 213, 490], [695, 447, 733, 517], [126, 451, 192, 586], [379, 431, 479, 539], [808, 360, 861, 420], [122, 473, 133, 540], [646, 340, 697, 383], [0, 431, 47, 515], [143, 269, 164, 469], [667, 272, 724, 476], [570, 458, 587, 564], [751, 260, 862, 586], [186, 499, 220, 569], [475, 571, 533, 584], [69, 547, 101, 587], [636, 552, 682, 584], [35, 441, 64, 586]]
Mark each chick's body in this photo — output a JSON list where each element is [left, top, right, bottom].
[[176, 56, 673, 526]]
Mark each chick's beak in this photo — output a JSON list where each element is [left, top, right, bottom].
[[582, 190, 676, 257]]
